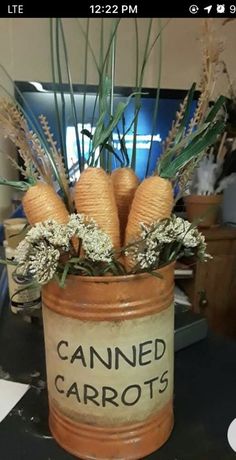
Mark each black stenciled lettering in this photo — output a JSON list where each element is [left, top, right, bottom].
[[144, 376, 159, 398], [139, 340, 152, 365], [84, 384, 100, 406], [102, 386, 119, 407], [159, 370, 168, 394], [90, 347, 112, 369], [114, 346, 136, 369], [71, 345, 87, 367], [121, 384, 141, 406], [57, 340, 68, 360], [55, 375, 65, 394], [154, 339, 166, 360], [66, 382, 81, 402]]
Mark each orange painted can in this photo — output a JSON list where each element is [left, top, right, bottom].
[[42, 263, 175, 459]]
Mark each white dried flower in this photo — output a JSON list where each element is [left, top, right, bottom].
[[68, 213, 113, 263], [82, 229, 113, 262], [16, 240, 60, 285], [28, 241, 60, 284], [15, 239, 31, 264], [15, 220, 70, 284], [125, 214, 209, 270], [140, 221, 175, 244], [14, 213, 115, 284], [24, 219, 71, 249], [125, 229, 160, 270], [136, 247, 160, 270], [143, 216, 205, 249], [67, 213, 87, 235]]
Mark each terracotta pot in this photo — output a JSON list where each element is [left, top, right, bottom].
[[42, 263, 175, 460], [184, 194, 223, 227]]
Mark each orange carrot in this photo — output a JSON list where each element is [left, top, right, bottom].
[[22, 182, 69, 226], [111, 167, 139, 246], [74, 167, 120, 249], [124, 176, 173, 268]]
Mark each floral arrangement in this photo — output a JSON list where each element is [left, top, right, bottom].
[[14, 214, 209, 286], [0, 19, 225, 288]]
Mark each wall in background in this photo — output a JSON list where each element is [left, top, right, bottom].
[[0, 18, 235, 221]]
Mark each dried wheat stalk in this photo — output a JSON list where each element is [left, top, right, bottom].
[[0, 100, 52, 183], [39, 115, 69, 196], [6, 154, 30, 179], [174, 155, 204, 202], [161, 19, 223, 172], [188, 19, 224, 134], [164, 92, 189, 150]]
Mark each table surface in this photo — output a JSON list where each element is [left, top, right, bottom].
[[0, 302, 236, 460]]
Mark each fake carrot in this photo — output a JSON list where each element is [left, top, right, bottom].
[[22, 182, 69, 225], [124, 175, 173, 268], [74, 167, 120, 249], [111, 167, 139, 246]]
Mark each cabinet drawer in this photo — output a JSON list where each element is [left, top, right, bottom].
[[206, 240, 236, 256]]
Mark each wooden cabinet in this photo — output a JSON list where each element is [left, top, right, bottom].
[[178, 227, 236, 337]]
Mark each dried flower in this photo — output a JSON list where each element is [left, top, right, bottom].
[[68, 214, 113, 262], [15, 212, 209, 283], [15, 239, 31, 264], [24, 219, 72, 249], [15, 219, 71, 285], [15, 214, 114, 285], [125, 215, 210, 270], [16, 240, 60, 285], [135, 245, 160, 270]]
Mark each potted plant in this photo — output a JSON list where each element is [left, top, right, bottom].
[[183, 62, 236, 227], [0, 18, 226, 460], [184, 134, 236, 226], [181, 20, 236, 227]]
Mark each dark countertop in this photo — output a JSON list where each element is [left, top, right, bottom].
[[0, 302, 236, 460]]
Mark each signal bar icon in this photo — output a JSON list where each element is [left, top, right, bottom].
[[204, 5, 213, 13]]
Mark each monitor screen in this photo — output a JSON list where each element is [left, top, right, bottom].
[[15, 82, 198, 181]]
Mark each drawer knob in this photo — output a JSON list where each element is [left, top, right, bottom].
[[199, 289, 208, 309]]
